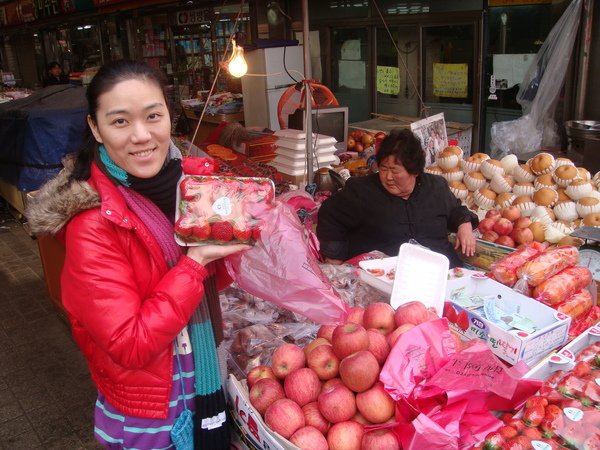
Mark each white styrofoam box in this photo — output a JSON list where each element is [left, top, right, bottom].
[[358, 256, 397, 295], [271, 155, 338, 172], [275, 146, 337, 160], [274, 129, 338, 145], [276, 139, 338, 153], [525, 322, 600, 380], [446, 274, 571, 366], [227, 375, 300, 450], [390, 243, 449, 316]]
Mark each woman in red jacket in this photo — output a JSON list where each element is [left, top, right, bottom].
[[26, 60, 247, 449]]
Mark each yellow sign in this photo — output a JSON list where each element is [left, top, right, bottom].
[[376, 66, 400, 95], [433, 63, 468, 98]]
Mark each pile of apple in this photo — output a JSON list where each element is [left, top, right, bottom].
[[246, 301, 436, 450], [477, 206, 537, 248], [346, 129, 386, 153]]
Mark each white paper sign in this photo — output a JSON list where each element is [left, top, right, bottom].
[[338, 60, 366, 89]]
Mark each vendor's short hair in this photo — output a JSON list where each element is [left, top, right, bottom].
[[47, 61, 61, 71], [376, 129, 425, 175]]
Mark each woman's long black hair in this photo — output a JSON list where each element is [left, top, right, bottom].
[[70, 60, 169, 182]]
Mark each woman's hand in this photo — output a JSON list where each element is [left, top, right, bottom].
[[324, 257, 344, 265], [187, 243, 252, 267], [455, 222, 476, 257]]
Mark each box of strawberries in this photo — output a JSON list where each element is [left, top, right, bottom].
[[174, 175, 275, 246]]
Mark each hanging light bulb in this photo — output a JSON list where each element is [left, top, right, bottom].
[[228, 40, 247, 78]]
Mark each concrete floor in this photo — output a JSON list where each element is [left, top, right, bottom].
[[0, 204, 102, 449]]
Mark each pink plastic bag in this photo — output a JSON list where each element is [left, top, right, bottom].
[[224, 201, 349, 325]]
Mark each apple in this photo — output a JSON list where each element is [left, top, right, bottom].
[[355, 382, 395, 423], [481, 230, 499, 243], [361, 429, 401, 450], [346, 306, 365, 325], [317, 324, 336, 342], [485, 209, 502, 221], [394, 301, 429, 327], [513, 216, 532, 229], [493, 217, 513, 236], [339, 350, 379, 393], [327, 421, 364, 450], [363, 302, 395, 334], [355, 142, 364, 153], [247, 365, 277, 389], [284, 367, 321, 406], [495, 235, 515, 248], [387, 323, 415, 347], [271, 343, 306, 379], [477, 217, 497, 233], [302, 401, 331, 435], [304, 337, 330, 357], [366, 328, 390, 366], [501, 206, 521, 222], [317, 382, 357, 423], [361, 133, 375, 147], [264, 398, 306, 439], [331, 323, 370, 360], [352, 130, 365, 140], [374, 131, 387, 141], [249, 377, 285, 415], [351, 411, 371, 425], [307, 343, 340, 380], [290, 426, 329, 450], [347, 137, 356, 151], [321, 377, 344, 391], [510, 226, 534, 245]]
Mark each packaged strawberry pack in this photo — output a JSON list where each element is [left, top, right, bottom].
[[174, 174, 275, 246]]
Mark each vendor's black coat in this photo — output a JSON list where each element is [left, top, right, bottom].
[[316, 173, 478, 267]]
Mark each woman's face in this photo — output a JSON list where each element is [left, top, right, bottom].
[[378, 155, 417, 198], [88, 78, 171, 179]]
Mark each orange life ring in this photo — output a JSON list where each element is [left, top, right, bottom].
[[277, 82, 339, 129]]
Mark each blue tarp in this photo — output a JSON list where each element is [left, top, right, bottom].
[[0, 84, 88, 191]]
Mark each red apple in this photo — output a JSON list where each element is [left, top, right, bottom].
[[331, 323, 370, 360], [387, 323, 415, 347], [327, 421, 365, 450], [493, 217, 513, 236], [347, 137, 356, 151], [285, 367, 321, 407], [346, 306, 365, 325], [307, 343, 340, 380], [394, 301, 429, 327], [366, 329, 390, 366], [321, 377, 344, 391], [361, 428, 401, 450], [302, 401, 331, 435], [355, 142, 364, 153], [513, 227, 534, 245], [481, 230, 499, 243], [317, 324, 336, 342], [363, 302, 396, 334], [477, 217, 497, 233], [513, 216, 532, 229], [290, 425, 329, 450], [339, 351, 379, 393], [501, 205, 521, 222], [249, 377, 285, 415], [271, 343, 306, 379], [485, 209, 502, 221], [317, 382, 357, 423], [351, 411, 371, 425], [361, 133, 375, 147], [355, 382, 395, 424], [495, 235, 515, 248], [304, 337, 330, 357], [264, 398, 306, 439], [247, 365, 277, 389]]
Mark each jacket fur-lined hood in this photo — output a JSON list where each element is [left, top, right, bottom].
[[25, 167, 100, 236]]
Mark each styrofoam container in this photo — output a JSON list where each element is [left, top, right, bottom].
[[358, 256, 397, 295], [274, 129, 337, 145], [390, 243, 449, 316], [275, 146, 338, 159], [525, 321, 600, 380]]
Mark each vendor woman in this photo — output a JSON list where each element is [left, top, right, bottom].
[[316, 129, 478, 268]]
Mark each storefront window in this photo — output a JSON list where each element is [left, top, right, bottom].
[[42, 24, 102, 76]]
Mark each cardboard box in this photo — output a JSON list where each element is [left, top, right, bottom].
[[446, 274, 571, 366], [227, 374, 300, 450], [448, 234, 514, 271], [525, 321, 600, 380]]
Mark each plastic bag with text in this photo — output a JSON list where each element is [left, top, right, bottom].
[[224, 201, 349, 325], [380, 319, 542, 450]]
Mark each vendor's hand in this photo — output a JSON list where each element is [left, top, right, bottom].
[[187, 244, 251, 267], [455, 222, 476, 257], [324, 257, 344, 265]]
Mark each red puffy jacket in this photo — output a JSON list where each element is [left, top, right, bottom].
[[60, 164, 218, 419]]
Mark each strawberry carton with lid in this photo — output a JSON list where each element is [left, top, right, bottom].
[[174, 175, 275, 246]]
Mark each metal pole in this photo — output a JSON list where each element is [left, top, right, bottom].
[[575, 0, 594, 119], [302, 0, 314, 185]]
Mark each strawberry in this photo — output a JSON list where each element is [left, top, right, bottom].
[[582, 380, 600, 405], [538, 386, 566, 405], [573, 361, 593, 378], [526, 395, 550, 409], [500, 412, 515, 424], [523, 404, 545, 427], [179, 177, 203, 200], [443, 302, 458, 323], [544, 370, 567, 389], [558, 374, 586, 398], [561, 420, 586, 449], [192, 221, 211, 240], [521, 426, 542, 440], [540, 404, 563, 438], [483, 431, 505, 450], [232, 221, 252, 241], [211, 221, 233, 241], [456, 310, 470, 331], [505, 418, 526, 434], [504, 436, 531, 449], [174, 215, 195, 239], [498, 425, 519, 440], [583, 433, 600, 450], [251, 226, 262, 241]]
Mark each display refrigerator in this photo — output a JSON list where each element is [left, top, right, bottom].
[[241, 45, 304, 131]]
